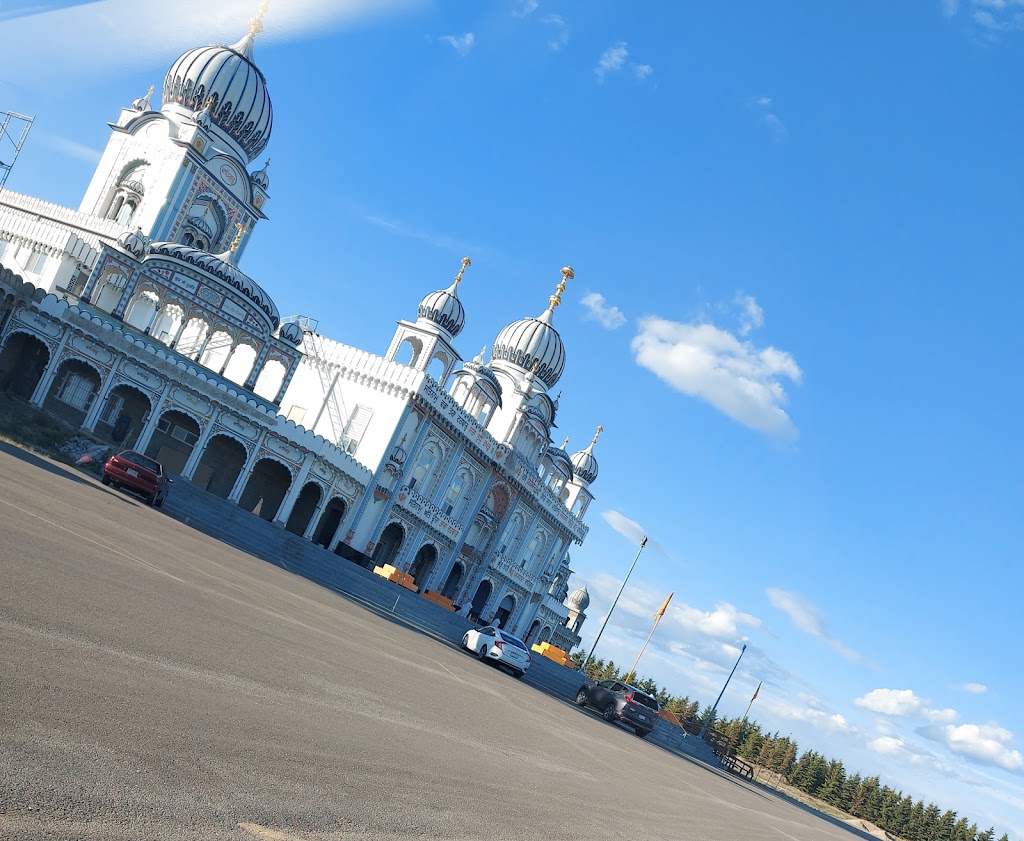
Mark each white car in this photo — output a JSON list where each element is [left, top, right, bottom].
[[462, 626, 532, 678]]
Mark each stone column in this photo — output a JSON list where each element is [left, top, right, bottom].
[[273, 450, 315, 527], [133, 379, 173, 453], [81, 357, 123, 431], [29, 330, 72, 406], [227, 429, 268, 503], [180, 412, 219, 479]]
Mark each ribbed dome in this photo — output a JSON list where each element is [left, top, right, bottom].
[[116, 227, 150, 258], [278, 321, 303, 346], [570, 426, 602, 485], [567, 585, 590, 611], [546, 445, 573, 476], [146, 242, 279, 329], [491, 309, 565, 390], [491, 267, 573, 390], [251, 158, 270, 190], [417, 281, 465, 338], [162, 32, 273, 162]]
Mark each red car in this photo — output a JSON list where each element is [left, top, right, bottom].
[[101, 450, 171, 507]]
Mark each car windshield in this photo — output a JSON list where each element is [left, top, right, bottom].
[[120, 451, 162, 474], [498, 632, 527, 650]]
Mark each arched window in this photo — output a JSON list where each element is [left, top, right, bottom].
[[409, 441, 440, 490], [443, 468, 471, 517], [521, 530, 543, 569], [500, 513, 524, 558]]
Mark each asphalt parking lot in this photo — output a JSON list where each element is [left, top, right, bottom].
[[0, 442, 868, 841]]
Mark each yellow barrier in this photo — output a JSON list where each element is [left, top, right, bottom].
[[531, 641, 574, 667], [372, 564, 419, 592], [420, 590, 456, 611]]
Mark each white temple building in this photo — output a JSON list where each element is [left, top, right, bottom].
[[0, 15, 601, 651]]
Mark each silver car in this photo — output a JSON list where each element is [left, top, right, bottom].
[[462, 626, 532, 678]]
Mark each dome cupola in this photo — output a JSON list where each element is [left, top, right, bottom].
[[491, 266, 572, 390], [116, 226, 150, 258], [417, 257, 470, 338], [570, 425, 602, 485], [251, 158, 271, 190], [162, 13, 273, 162], [567, 585, 590, 611]]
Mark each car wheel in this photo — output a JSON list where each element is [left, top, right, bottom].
[[514, 670, 525, 680], [147, 492, 157, 507], [462, 634, 470, 650], [100, 474, 111, 486], [154, 494, 164, 508], [635, 728, 650, 739], [575, 688, 589, 707], [602, 703, 617, 722], [478, 644, 489, 661]]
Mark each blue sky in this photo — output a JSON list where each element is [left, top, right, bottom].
[[2, 0, 1022, 834]]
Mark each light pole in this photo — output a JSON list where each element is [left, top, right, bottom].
[[698, 642, 747, 739], [581, 536, 647, 677]]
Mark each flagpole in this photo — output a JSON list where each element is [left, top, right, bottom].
[[698, 643, 747, 739], [742, 680, 761, 721], [581, 536, 648, 677], [624, 592, 672, 684]]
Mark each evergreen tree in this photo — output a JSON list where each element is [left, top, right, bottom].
[[976, 828, 995, 841], [816, 759, 848, 808]]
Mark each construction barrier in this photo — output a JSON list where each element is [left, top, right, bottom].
[[420, 590, 455, 611], [372, 564, 418, 592], [531, 641, 575, 667]]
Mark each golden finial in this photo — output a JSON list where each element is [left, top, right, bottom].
[[591, 425, 603, 446], [249, 0, 269, 38], [146, 85, 154, 98], [549, 265, 574, 310], [454, 256, 471, 285], [230, 222, 248, 252]]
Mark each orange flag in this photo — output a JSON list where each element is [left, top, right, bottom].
[[751, 681, 762, 702], [654, 592, 674, 619]]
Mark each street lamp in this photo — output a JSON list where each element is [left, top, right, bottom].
[[580, 536, 648, 677], [698, 642, 747, 739]]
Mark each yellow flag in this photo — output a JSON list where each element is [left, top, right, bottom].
[[654, 592, 674, 619]]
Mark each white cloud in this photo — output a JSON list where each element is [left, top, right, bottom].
[[631, 310, 801, 439], [750, 96, 787, 141], [542, 14, 568, 50], [594, 42, 653, 83], [854, 688, 958, 723], [669, 602, 762, 640], [581, 291, 627, 329], [600, 510, 648, 545], [360, 212, 480, 253], [439, 32, 475, 56], [942, 0, 960, 16], [595, 42, 629, 82], [736, 294, 764, 336], [767, 588, 871, 665], [0, 0, 423, 88], [869, 736, 905, 755], [42, 134, 102, 163], [512, 0, 538, 16], [926, 722, 1024, 771], [960, 682, 989, 694]]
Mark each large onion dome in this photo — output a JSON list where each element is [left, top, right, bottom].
[[162, 26, 273, 162], [417, 257, 470, 338], [491, 267, 573, 390], [567, 585, 591, 612], [570, 425, 602, 485]]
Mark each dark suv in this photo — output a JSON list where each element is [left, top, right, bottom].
[[575, 679, 660, 738]]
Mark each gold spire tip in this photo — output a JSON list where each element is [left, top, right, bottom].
[[454, 256, 471, 285], [549, 265, 573, 310], [230, 222, 248, 252], [249, 1, 269, 38], [146, 85, 154, 97], [591, 424, 603, 446]]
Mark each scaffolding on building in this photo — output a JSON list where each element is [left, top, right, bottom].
[[0, 111, 34, 192]]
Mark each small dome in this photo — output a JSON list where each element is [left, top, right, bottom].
[[417, 282, 465, 338], [163, 31, 273, 162], [278, 321, 303, 346], [490, 267, 573, 390], [570, 426, 602, 485], [251, 158, 270, 190], [567, 585, 590, 611], [131, 85, 154, 112], [146, 242, 279, 329], [116, 227, 150, 258], [546, 445, 573, 476]]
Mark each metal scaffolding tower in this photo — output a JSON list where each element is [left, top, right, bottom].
[[0, 111, 34, 192]]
